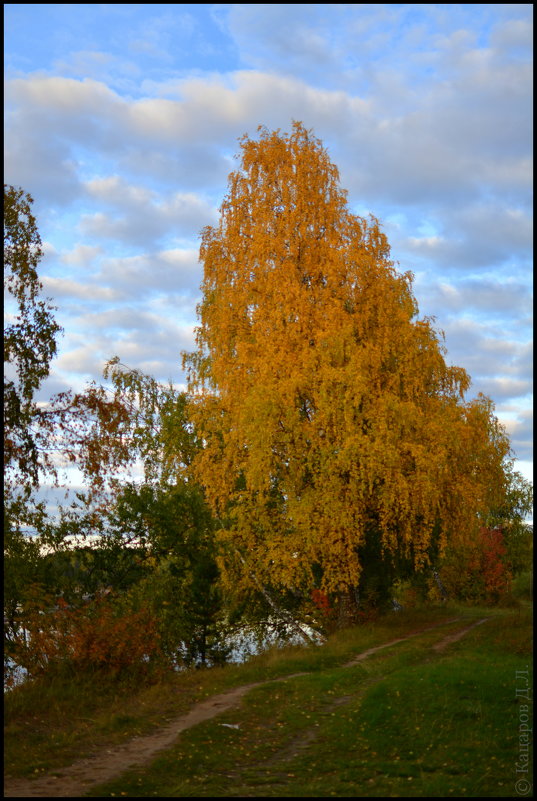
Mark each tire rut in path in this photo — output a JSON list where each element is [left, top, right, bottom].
[[4, 616, 487, 798], [432, 617, 489, 651]]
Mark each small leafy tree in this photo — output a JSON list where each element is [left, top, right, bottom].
[[107, 481, 228, 668], [4, 186, 65, 678], [485, 464, 533, 575], [53, 361, 230, 668], [438, 527, 513, 605], [4, 185, 63, 492]]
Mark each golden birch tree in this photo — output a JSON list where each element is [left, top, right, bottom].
[[184, 122, 512, 599]]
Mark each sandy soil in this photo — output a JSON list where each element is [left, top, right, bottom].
[[4, 617, 487, 798]]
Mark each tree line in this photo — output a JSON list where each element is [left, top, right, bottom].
[[4, 124, 533, 686]]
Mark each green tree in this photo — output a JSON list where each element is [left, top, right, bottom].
[[184, 122, 514, 608], [101, 481, 228, 668], [4, 356, 231, 680], [485, 463, 533, 574], [4, 185, 62, 491], [57, 362, 228, 667], [4, 186, 65, 678]]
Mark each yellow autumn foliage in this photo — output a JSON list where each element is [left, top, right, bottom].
[[183, 123, 511, 595]]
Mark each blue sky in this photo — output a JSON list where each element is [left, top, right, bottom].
[[4, 4, 533, 488]]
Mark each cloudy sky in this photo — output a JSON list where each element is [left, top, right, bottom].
[[4, 3, 533, 486]]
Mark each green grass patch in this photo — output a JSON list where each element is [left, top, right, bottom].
[[4, 605, 456, 778], [84, 607, 531, 797], [5, 604, 532, 797]]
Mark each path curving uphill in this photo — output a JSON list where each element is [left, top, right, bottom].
[[4, 617, 487, 798]]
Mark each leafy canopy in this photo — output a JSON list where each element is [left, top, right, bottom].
[[184, 122, 513, 596]]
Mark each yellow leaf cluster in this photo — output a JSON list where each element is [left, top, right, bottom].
[[184, 123, 511, 595]]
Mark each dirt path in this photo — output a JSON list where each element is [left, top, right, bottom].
[[4, 616, 487, 798], [432, 617, 489, 651], [4, 676, 307, 799]]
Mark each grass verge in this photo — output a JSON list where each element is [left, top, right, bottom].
[[5, 604, 532, 797]]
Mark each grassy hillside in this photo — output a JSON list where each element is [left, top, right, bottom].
[[4, 603, 533, 797]]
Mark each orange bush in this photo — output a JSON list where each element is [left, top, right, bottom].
[[439, 527, 512, 604], [15, 594, 162, 678]]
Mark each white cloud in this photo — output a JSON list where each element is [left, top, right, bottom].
[[52, 50, 127, 82], [94, 248, 202, 296], [400, 200, 532, 271], [7, 34, 530, 213], [497, 407, 533, 462], [42, 276, 120, 302], [490, 17, 533, 53], [476, 377, 532, 402], [424, 279, 531, 319], [79, 176, 217, 248], [60, 244, 103, 266], [54, 312, 196, 385]]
